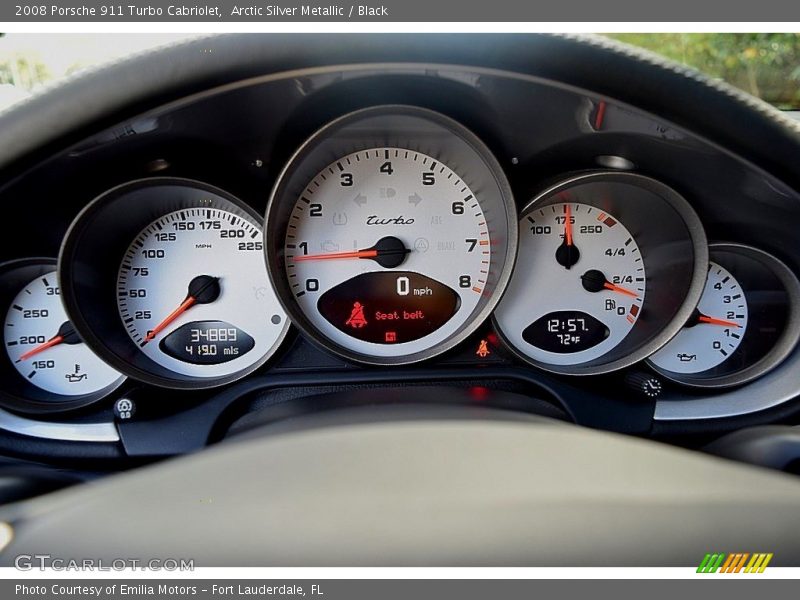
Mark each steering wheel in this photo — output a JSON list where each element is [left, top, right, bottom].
[[1, 34, 800, 566]]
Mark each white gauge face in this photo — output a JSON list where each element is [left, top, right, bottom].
[[495, 202, 645, 366], [284, 147, 491, 358], [117, 207, 287, 379], [649, 262, 748, 374], [4, 271, 122, 396]]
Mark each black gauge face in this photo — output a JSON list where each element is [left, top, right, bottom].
[[59, 178, 291, 390], [648, 244, 800, 388], [494, 171, 708, 375], [265, 106, 517, 365], [0, 259, 125, 414]]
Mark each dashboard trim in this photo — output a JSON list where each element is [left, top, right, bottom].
[[0, 408, 119, 442]]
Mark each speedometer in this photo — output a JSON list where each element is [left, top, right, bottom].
[[265, 106, 517, 364], [117, 207, 276, 379], [60, 178, 290, 389]]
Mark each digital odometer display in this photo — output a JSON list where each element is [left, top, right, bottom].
[[160, 320, 255, 365], [522, 311, 610, 354], [317, 272, 460, 344]]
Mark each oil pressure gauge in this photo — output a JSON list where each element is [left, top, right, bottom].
[[648, 262, 748, 374], [647, 243, 800, 388]]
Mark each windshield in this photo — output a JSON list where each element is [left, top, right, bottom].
[[605, 33, 800, 110], [0, 33, 798, 111], [0, 33, 196, 111]]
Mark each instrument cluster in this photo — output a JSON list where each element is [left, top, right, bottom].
[[0, 104, 798, 424]]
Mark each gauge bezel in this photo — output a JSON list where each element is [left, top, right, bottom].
[[647, 243, 800, 388], [59, 177, 291, 390], [0, 258, 126, 414], [264, 105, 518, 366], [493, 170, 708, 376]]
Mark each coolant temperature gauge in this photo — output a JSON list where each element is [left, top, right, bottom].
[[4, 271, 124, 396], [649, 262, 748, 374]]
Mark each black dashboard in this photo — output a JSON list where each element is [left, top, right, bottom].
[[1, 33, 800, 471]]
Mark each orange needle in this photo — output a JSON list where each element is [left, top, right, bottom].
[[698, 315, 742, 328], [565, 204, 574, 246], [603, 282, 639, 298], [294, 249, 379, 262], [143, 296, 196, 344], [18, 335, 64, 361]]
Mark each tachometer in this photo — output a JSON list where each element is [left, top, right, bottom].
[[495, 171, 707, 375], [265, 106, 517, 364], [60, 178, 290, 389]]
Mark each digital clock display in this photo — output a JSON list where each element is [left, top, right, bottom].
[[160, 320, 255, 365], [522, 310, 610, 354]]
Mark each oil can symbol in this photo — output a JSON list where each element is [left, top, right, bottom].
[[65, 364, 87, 383]]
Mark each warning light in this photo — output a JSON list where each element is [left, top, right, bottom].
[[345, 301, 368, 328], [469, 386, 490, 401], [476, 339, 491, 358], [385, 331, 397, 343]]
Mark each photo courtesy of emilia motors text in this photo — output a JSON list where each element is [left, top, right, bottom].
[[0, 0, 800, 597]]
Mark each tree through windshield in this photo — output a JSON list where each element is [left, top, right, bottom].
[[0, 33, 798, 110], [606, 33, 800, 109]]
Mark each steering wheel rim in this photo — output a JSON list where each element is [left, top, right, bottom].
[[0, 33, 798, 190]]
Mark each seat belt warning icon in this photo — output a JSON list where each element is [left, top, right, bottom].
[[346, 302, 368, 328]]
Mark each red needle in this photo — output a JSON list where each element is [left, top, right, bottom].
[[603, 282, 639, 298], [564, 204, 574, 246], [18, 335, 64, 361], [698, 315, 742, 328], [294, 249, 378, 262], [143, 296, 196, 344]]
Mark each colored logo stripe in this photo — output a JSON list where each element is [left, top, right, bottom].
[[697, 553, 725, 573], [697, 553, 772, 573]]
